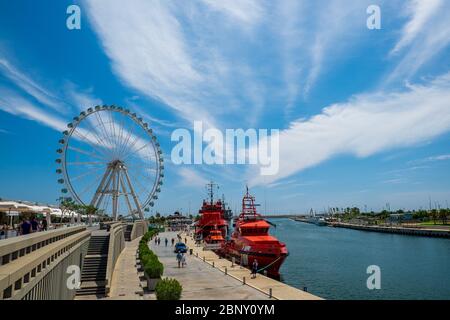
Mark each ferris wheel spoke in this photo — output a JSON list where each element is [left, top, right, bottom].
[[68, 146, 108, 161], [70, 166, 105, 182], [95, 112, 116, 156], [115, 113, 128, 159], [108, 110, 118, 159], [67, 161, 107, 166], [77, 171, 106, 199], [127, 169, 152, 197], [72, 128, 111, 160], [82, 118, 115, 158], [123, 142, 153, 162], [117, 124, 136, 159]]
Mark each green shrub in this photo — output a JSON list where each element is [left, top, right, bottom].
[[155, 278, 182, 300], [140, 252, 157, 265], [144, 259, 164, 278]]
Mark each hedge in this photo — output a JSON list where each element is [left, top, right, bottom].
[[138, 229, 164, 278], [155, 278, 182, 300]]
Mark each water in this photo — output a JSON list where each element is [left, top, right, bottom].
[[269, 218, 450, 300]]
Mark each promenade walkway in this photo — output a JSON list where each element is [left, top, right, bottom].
[[180, 231, 322, 300], [150, 231, 270, 300], [97, 237, 154, 300]]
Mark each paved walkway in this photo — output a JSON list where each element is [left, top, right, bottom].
[[108, 236, 155, 300], [150, 232, 270, 300], [180, 231, 322, 300]]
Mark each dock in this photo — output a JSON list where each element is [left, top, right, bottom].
[[173, 231, 322, 300]]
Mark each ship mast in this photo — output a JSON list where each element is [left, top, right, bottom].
[[206, 181, 219, 205], [241, 185, 259, 218]]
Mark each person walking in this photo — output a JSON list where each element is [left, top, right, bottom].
[[165, 238, 168, 247], [20, 218, 32, 235], [251, 259, 258, 279], [181, 253, 187, 268], [171, 238, 175, 246], [176, 252, 182, 268], [30, 217, 38, 233], [157, 237, 161, 246], [154, 237, 158, 245], [42, 218, 48, 231]]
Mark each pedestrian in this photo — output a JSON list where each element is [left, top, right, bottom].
[[42, 218, 48, 231], [30, 217, 38, 233], [20, 218, 32, 235], [184, 237, 187, 244], [0, 225, 5, 240], [176, 252, 182, 268], [181, 253, 186, 268], [154, 237, 157, 245], [171, 238, 175, 246], [158, 238, 161, 245], [165, 238, 168, 247], [251, 259, 258, 279]]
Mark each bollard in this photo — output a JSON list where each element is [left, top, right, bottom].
[[231, 257, 235, 267], [196, 252, 198, 257], [243, 276, 246, 285], [269, 288, 272, 298], [264, 270, 268, 277], [225, 267, 227, 275], [203, 256, 205, 262], [212, 261, 215, 268]]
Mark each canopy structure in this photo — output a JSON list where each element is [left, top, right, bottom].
[[0, 201, 89, 218]]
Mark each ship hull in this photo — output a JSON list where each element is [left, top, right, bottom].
[[222, 239, 288, 279]]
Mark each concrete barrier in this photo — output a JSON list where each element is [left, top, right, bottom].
[[130, 220, 148, 241], [0, 226, 89, 300], [105, 222, 126, 296]]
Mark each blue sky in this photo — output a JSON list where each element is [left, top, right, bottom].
[[1, 0, 450, 215]]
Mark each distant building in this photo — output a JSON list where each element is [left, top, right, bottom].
[[166, 211, 192, 231], [389, 212, 413, 223]]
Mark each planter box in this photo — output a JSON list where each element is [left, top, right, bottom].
[[145, 274, 161, 291]]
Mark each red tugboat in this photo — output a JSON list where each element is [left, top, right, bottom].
[[195, 182, 229, 244], [223, 187, 288, 279]]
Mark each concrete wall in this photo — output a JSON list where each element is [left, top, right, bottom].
[[130, 220, 148, 241], [105, 222, 125, 295], [0, 226, 90, 300]]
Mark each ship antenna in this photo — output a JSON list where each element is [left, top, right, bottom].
[[206, 181, 219, 205]]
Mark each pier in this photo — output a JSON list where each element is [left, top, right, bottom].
[[176, 232, 321, 300]]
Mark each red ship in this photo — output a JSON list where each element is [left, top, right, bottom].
[[194, 182, 229, 243], [223, 187, 288, 279]]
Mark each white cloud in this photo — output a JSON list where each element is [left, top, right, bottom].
[[250, 72, 450, 185], [391, 0, 443, 54], [201, 0, 264, 25], [0, 87, 68, 131], [0, 58, 69, 113], [177, 167, 208, 186], [387, 0, 450, 82]]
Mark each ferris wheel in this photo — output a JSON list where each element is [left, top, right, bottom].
[[55, 105, 164, 220]]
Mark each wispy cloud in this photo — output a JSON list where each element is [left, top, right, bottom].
[[390, 0, 443, 55], [177, 167, 209, 187], [387, 0, 450, 83], [409, 154, 450, 165], [0, 87, 67, 131], [250, 71, 450, 185], [0, 58, 69, 113]]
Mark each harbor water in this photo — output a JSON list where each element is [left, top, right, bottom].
[[269, 218, 450, 300]]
